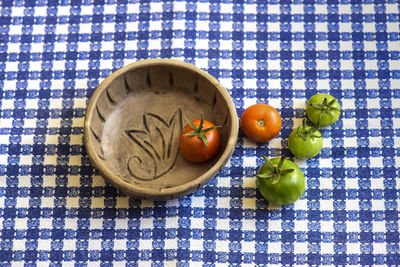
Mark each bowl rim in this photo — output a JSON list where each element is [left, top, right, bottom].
[[84, 58, 239, 199]]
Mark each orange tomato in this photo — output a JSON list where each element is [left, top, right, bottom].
[[240, 103, 281, 143]]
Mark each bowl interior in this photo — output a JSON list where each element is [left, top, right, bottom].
[[86, 61, 235, 195]]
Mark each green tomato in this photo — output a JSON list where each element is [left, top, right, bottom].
[[306, 93, 341, 127], [257, 157, 305, 206], [289, 123, 323, 159]]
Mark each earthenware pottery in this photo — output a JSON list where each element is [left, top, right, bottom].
[[84, 59, 238, 200]]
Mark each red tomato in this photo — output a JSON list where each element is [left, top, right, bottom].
[[240, 103, 281, 143], [179, 118, 220, 163]]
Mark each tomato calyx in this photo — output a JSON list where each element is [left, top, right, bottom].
[[184, 112, 220, 147], [257, 156, 294, 184], [296, 119, 322, 141], [309, 97, 340, 120]]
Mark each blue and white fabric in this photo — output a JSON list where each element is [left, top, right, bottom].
[[0, 0, 399, 265]]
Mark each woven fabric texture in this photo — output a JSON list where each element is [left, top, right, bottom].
[[0, 0, 399, 266]]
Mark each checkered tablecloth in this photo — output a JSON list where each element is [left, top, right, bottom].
[[1, 0, 400, 266]]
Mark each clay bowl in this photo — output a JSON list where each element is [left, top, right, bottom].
[[84, 59, 238, 200]]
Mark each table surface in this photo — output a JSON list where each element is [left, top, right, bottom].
[[1, 0, 400, 266]]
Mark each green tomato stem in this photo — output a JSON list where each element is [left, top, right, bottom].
[[296, 119, 322, 141], [310, 97, 339, 125], [257, 156, 294, 184], [183, 112, 220, 148]]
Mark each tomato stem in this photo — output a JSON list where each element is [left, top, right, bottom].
[[183, 112, 220, 148], [310, 97, 339, 123], [257, 156, 294, 184], [296, 119, 322, 140]]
